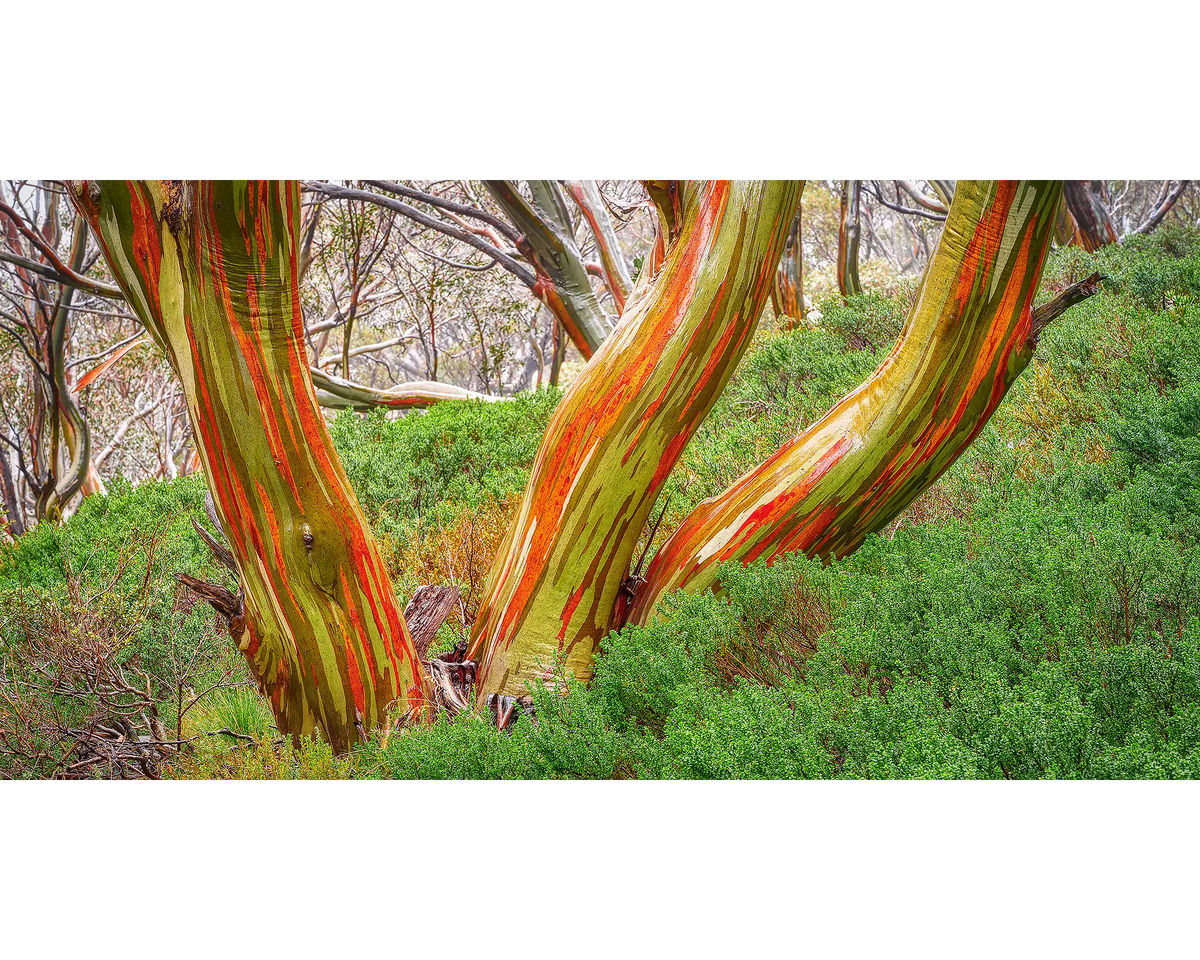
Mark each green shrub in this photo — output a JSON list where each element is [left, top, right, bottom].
[[330, 389, 559, 538]]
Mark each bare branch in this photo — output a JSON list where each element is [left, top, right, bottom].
[[896, 180, 948, 214], [363, 180, 522, 244], [865, 182, 947, 221], [1133, 180, 1191, 236], [303, 181, 535, 287], [1029, 272, 1103, 345]]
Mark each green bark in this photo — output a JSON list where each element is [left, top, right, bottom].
[[630, 181, 1072, 621], [837, 179, 863, 298], [470, 180, 804, 697], [70, 180, 428, 750], [771, 205, 806, 327]]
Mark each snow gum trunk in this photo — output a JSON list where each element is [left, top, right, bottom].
[[631, 180, 1066, 621], [470, 181, 803, 698], [71, 180, 428, 750]]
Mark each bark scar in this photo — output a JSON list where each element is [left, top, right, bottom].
[[161, 180, 186, 235]]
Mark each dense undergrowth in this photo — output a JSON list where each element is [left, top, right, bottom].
[[5, 228, 1200, 778]]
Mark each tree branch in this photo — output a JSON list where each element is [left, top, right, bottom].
[[1029, 272, 1102, 344], [0, 247, 125, 300], [363, 180, 522, 244], [865, 182, 947, 221], [309, 367, 504, 410], [0, 198, 125, 300], [895, 180, 948, 214], [1133, 181, 1190, 236], [303, 181, 535, 287]]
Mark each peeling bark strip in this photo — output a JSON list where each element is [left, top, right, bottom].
[[630, 181, 1077, 622], [404, 584, 462, 659], [469, 181, 804, 698], [69, 180, 428, 750]]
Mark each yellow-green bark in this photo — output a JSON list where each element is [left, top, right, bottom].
[[70, 180, 428, 750], [469, 181, 803, 698], [630, 180, 1067, 621]]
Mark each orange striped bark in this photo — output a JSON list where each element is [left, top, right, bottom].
[[629, 181, 1066, 622], [469, 181, 803, 698], [70, 180, 428, 750]]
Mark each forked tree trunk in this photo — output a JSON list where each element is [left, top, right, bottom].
[[1063, 180, 1117, 252], [627, 181, 1070, 621], [771, 204, 806, 328], [837, 179, 863, 298], [468, 181, 804, 698], [70, 178, 1092, 750], [69, 180, 428, 751]]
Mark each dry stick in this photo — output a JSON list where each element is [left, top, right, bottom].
[[1029, 272, 1103, 345], [634, 494, 672, 580], [403, 584, 462, 660], [190, 516, 238, 573]]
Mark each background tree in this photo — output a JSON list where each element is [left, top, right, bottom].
[[837, 179, 864, 297], [0, 181, 175, 532], [772, 210, 806, 327], [1063, 180, 1191, 251], [305, 180, 645, 376]]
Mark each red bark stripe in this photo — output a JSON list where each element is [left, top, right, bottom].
[[340, 568, 380, 694]]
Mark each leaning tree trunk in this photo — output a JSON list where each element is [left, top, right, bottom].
[[69, 180, 428, 751], [563, 179, 633, 313], [771, 202, 806, 329], [469, 181, 804, 698], [627, 181, 1081, 621], [483, 180, 612, 359], [1063, 180, 1117, 252], [837, 179, 863, 298]]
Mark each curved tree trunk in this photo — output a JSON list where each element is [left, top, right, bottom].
[[469, 181, 804, 698], [771, 202, 806, 329], [628, 180, 1073, 622], [37, 216, 93, 520], [70, 180, 428, 751]]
